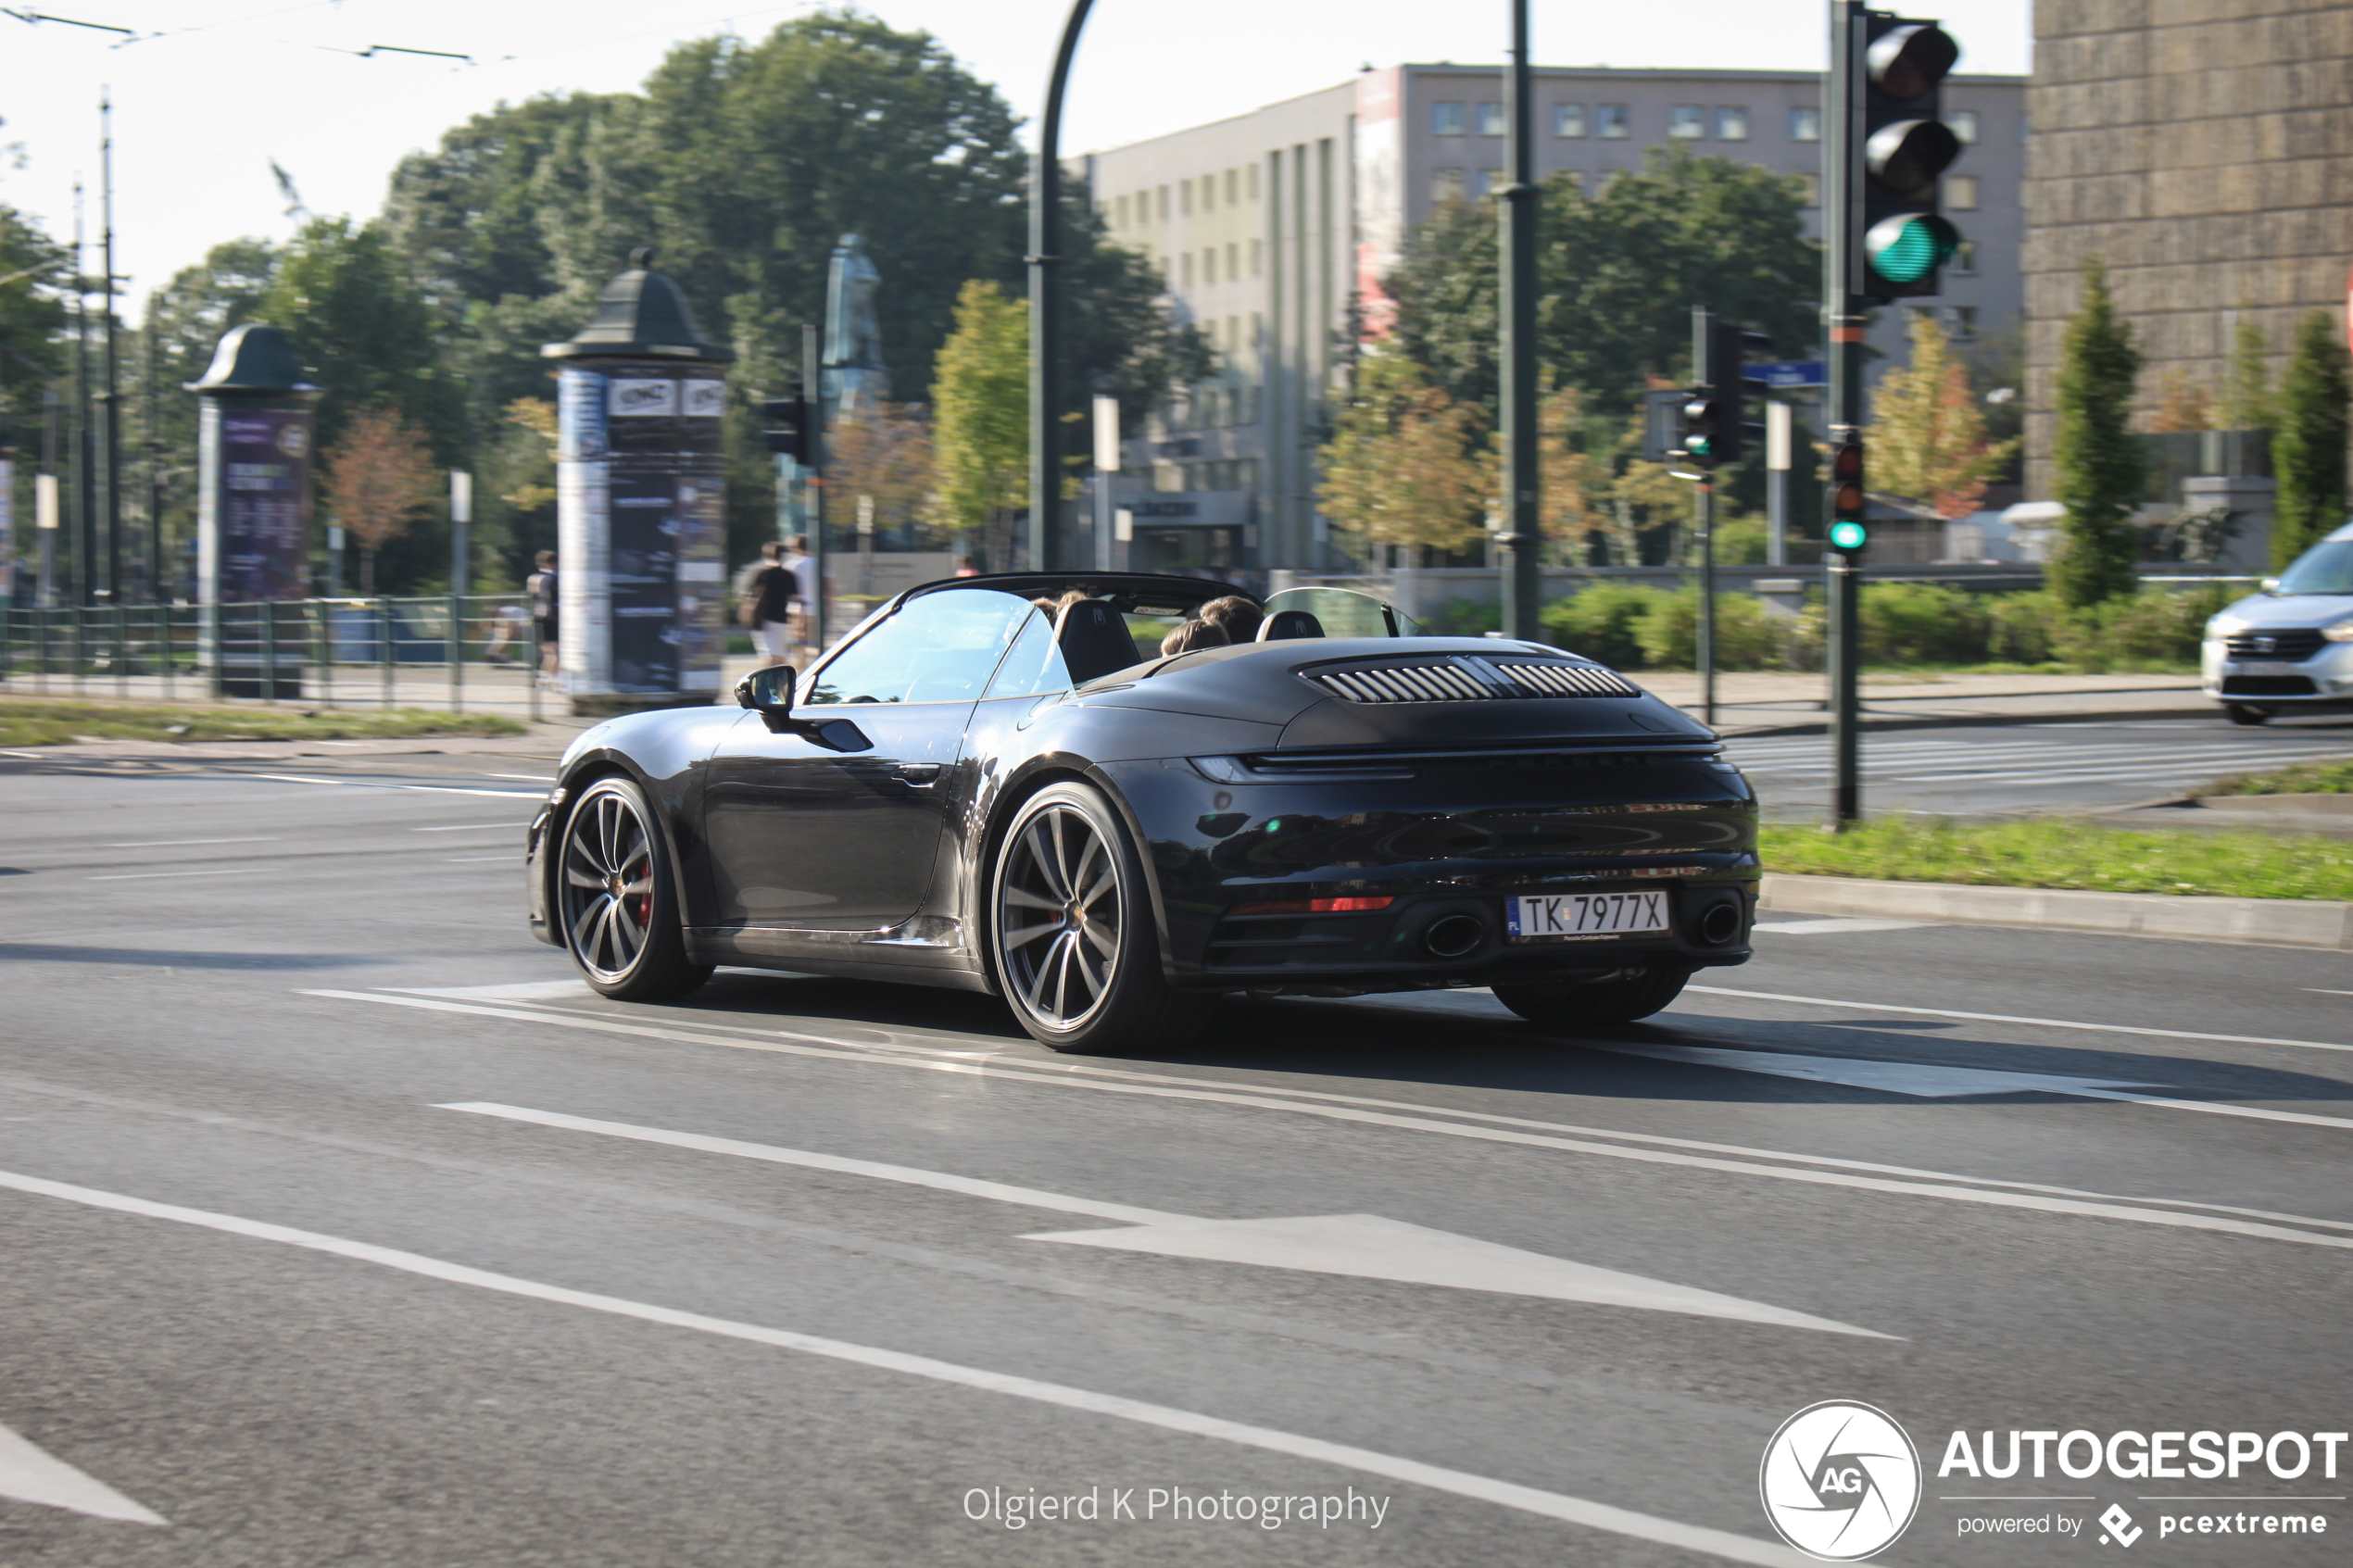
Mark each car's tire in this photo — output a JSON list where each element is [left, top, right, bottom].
[[2223, 703, 2272, 726], [989, 781, 1212, 1054], [558, 775, 713, 1001], [1492, 967, 1692, 1028]]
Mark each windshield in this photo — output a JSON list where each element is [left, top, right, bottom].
[[1262, 586, 1421, 637], [2275, 539, 2353, 595]]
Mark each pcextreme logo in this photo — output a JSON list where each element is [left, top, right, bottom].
[[1760, 1401, 1924, 1562]]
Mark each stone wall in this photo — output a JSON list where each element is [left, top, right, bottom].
[[2024, 0, 2353, 498]]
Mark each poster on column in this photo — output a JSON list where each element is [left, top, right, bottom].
[[216, 408, 314, 601], [602, 368, 725, 693]]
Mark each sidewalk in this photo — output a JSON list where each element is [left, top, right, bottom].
[[1630, 671, 2211, 736]]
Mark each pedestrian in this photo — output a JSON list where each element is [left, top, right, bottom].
[[484, 601, 529, 664], [743, 542, 799, 665], [526, 550, 560, 686], [1199, 595, 1263, 645], [781, 533, 830, 665]]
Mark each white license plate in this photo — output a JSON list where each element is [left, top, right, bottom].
[[1506, 891, 1670, 940], [2233, 660, 2303, 674]]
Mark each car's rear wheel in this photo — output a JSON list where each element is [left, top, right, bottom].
[[2223, 703, 2272, 726], [990, 782, 1212, 1053], [1492, 966, 1692, 1028], [559, 776, 713, 1001]]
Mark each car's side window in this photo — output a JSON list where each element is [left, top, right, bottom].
[[983, 608, 1073, 699], [803, 589, 1032, 706]]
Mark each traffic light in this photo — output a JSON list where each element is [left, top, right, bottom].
[[1828, 441, 1868, 552], [1861, 14, 1962, 297], [760, 394, 813, 462], [1680, 312, 1773, 467]]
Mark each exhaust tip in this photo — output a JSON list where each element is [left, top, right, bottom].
[[1697, 901, 1743, 946], [1424, 913, 1486, 960]]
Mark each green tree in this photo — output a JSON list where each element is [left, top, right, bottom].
[[1384, 145, 1819, 416], [1868, 312, 2019, 518], [1317, 349, 1491, 560], [930, 281, 1028, 571], [2270, 309, 2351, 568], [2049, 257, 2145, 608], [2219, 308, 2273, 433], [0, 205, 69, 411]]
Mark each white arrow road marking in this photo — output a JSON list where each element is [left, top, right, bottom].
[[1023, 1213, 1892, 1337], [439, 1103, 1887, 1336], [0, 1166, 1808, 1567], [0, 1420, 166, 1525]]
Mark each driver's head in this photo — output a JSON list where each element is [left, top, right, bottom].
[[1200, 596, 1261, 644]]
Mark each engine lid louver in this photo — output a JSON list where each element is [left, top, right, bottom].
[[1309, 655, 1639, 704]]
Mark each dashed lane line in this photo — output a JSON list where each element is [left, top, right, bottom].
[[0, 1164, 1811, 1567], [1686, 986, 2353, 1056], [303, 990, 2353, 1252]]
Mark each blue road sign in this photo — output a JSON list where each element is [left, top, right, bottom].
[[1745, 360, 1827, 388]]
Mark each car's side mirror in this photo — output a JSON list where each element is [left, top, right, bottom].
[[734, 665, 872, 753], [2261, 577, 2283, 594]]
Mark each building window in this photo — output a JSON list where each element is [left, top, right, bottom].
[[1179, 181, 1192, 215], [1181, 251, 1193, 287], [1475, 169, 1504, 197], [1716, 106, 1749, 141], [1949, 109, 1979, 144], [1477, 102, 1506, 136], [1596, 104, 1629, 139], [1554, 103, 1585, 138], [1790, 105, 1821, 142], [1431, 168, 1466, 203], [1793, 171, 1820, 207], [1248, 162, 1260, 199], [1432, 101, 1466, 134], [1200, 174, 1214, 211], [1951, 306, 1979, 341], [1114, 194, 1128, 228], [1158, 185, 1170, 220], [1670, 105, 1705, 138], [1250, 238, 1263, 276], [1226, 243, 1239, 281], [1945, 173, 1980, 209], [1203, 248, 1217, 283], [1953, 239, 1979, 275]]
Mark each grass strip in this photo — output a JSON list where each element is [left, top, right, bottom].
[[1759, 816, 2353, 901], [2205, 756, 2353, 797], [0, 698, 524, 747]]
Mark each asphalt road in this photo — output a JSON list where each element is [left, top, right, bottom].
[[1727, 713, 2353, 818], [3, 748, 2350, 1566]]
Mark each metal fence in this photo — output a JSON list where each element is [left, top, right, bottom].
[[0, 596, 547, 719]]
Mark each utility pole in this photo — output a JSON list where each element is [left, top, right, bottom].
[[38, 387, 60, 607], [70, 180, 94, 607], [100, 92, 122, 604], [1496, 0, 1542, 641], [1027, 0, 1099, 576], [145, 314, 163, 602]]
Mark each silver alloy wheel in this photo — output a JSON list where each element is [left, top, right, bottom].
[[561, 786, 656, 983], [997, 803, 1122, 1031]]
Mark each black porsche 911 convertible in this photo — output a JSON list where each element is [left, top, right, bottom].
[[526, 571, 1757, 1052]]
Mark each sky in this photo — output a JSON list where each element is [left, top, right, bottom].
[[0, 0, 2034, 315]]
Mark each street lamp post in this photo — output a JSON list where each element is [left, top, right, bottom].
[[1497, 0, 1542, 642], [1028, 0, 1099, 576]]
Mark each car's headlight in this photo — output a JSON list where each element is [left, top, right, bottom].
[[2206, 616, 2245, 638], [2323, 615, 2353, 644]]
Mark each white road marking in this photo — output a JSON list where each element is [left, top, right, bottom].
[[1592, 1042, 2157, 1099], [103, 837, 279, 848], [484, 773, 557, 783], [0, 1165, 1809, 1568], [242, 772, 541, 799], [0, 1417, 167, 1525], [442, 856, 514, 863], [304, 991, 2353, 1251], [442, 1102, 1881, 1336], [388, 981, 590, 1001], [85, 870, 255, 883], [2310, 989, 2353, 997], [1687, 986, 2353, 1055], [1750, 917, 1934, 935], [410, 823, 525, 834]]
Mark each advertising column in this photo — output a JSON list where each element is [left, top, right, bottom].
[[187, 324, 318, 697], [542, 249, 732, 712]]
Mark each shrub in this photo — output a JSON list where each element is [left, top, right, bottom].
[[1541, 583, 1666, 668], [1634, 586, 1785, 671], [1421, 596, 1502, 636], [1985, 591, 2061, 664], [1859, 582, 1989, 665]]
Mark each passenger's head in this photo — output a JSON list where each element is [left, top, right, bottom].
[[760, 541, 783, 562], [1160, 618, 1229, 657], [1035, 588, 1092, 618], [1199, 595, 1262, 645]]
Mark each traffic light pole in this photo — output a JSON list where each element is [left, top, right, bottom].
[[803, 322, 826, 654], [1497, 0, 1542, 641], [1696, 476, 1716, 728], [1824, 0, 1866, 830]]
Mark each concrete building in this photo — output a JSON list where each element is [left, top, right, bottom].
[[2022, 2, 2353, 502], [1078, 62, 2025, 573]]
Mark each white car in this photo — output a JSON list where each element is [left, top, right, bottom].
[[2202, 520, 2353, 724]]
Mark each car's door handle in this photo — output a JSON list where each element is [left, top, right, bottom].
[[894, 763, 942, 785]]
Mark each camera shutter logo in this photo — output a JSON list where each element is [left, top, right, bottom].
[[1759, 1400, 1921, 1561]]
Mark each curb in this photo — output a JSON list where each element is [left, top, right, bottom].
[[1759, 872, 2353, 950], [1705, 702, 2218, 740]]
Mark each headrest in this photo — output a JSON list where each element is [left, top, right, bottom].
[[1256, 609, 1325, 642], [1054, 598, 1139, 684]]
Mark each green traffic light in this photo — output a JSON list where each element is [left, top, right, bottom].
[[1865, 213, 1961, 284], [1829, 520, 1869, 550]]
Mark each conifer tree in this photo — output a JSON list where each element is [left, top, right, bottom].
[[2271, 309, 2352, 567], [2049, 257, 2145, 608]]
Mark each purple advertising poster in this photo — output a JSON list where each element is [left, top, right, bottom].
[[216, 408, 314, 602]]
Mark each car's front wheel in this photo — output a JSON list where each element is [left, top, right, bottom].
[[990, 782, 1211, 1054], [559, 776, 713, 1001], [1492, 966, 1692, 1028], [2224, 703, 2272, 726]]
